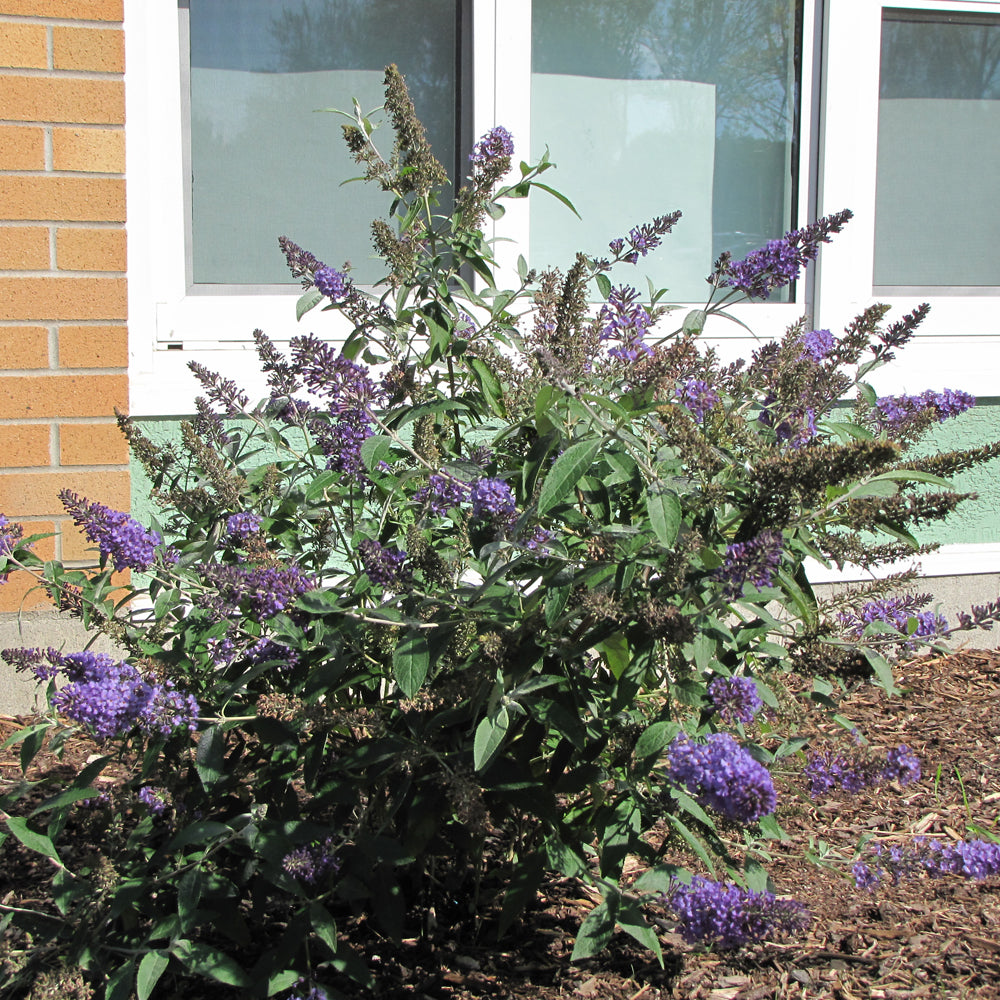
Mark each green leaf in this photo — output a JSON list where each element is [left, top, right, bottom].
[[104, 961, 135, 1000], [467, 357, 506, 416], [4, 816, 61, 864], [309, 902, 338, 957], [858, 382, 878, 408], [633, 720, 679, 760], [861, 647, 900, 696], [597, 632, 629, 680], [594, 273, 612, 300], [682, 309, 707, 335], [267, 971, 301, 996], [632, 863, 685, 895], [136, 951, 169, 1000], [537, 438, 602, 515], [304, 471, 339, 502], [473, 706, 510, 771], [393, 629, 429, 698], [296, 287, 324, 321], [18, 725, 46, 773], [531, 181, 581, 218], [359, 435, 392, 473], [499, 852, 546, 937], [570, 892, 619, 961], [195, 726, 225, 791], [666, 814, 715, 874], [617, 899, 663, 964], [645, 486, 682, 548], [848, 479, 898, 499], [757, 814, 790, 841], [177, 868, 203, 932], [670, 788, 714, 828], [171, 941, 251, 989], [870, 468, 954, 487]]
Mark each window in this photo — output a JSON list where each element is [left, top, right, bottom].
[[127, 0, 1000, 418]]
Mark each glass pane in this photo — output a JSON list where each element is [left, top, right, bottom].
[[188, 0, 458, 285], [530, 0, 801, 302], [875, 11, 1000, 288]]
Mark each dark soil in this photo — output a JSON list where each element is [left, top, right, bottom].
[[3, 649, 1000, 999]]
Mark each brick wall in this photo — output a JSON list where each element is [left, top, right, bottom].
[[0, 0, 128, 612]]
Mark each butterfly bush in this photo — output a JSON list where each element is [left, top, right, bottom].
[[3, 64, 1000, 998]]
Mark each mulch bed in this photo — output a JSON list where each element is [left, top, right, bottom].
[[3, 648, 1000, 999]]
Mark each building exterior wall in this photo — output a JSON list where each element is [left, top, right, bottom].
[[0, 0, 128, 616]]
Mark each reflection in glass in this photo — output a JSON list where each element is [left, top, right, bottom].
[[188, 0, 457, 285], [530, 0, 801, 301], [875, 12, 1000, 288]]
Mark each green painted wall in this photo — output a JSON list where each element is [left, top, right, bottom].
[[132, 400, 1000, 548]]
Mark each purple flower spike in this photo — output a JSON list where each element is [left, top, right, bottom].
[[708, 676, 763, 725], [358, 539, 409, 588], [713, 529, 784, 598], [416, 474, 472, 516], [470, 477, 516, 520], [283, 837, 340, 885], [599, 285, 653, 362], [677, 379, 720, 423], [226, 511, 262, 542], [470, 126, 514, 168], [59, 490, 165, 573], [723, 209, 852, 300], [800, 328, 835, 362], [667, 876, 809, 948], [666, 732, 777, 824], [313, 266, 349, 302]]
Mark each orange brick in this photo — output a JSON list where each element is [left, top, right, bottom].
[[0, 22, 47, 70], [0, 1, 122, 21], [0, 125, 45, 170], [58, 325, 127, 367], [0, 424, 51, 467], [0, 177, 124, 223], [53, 26, 123, 73], [0, 373, 127, 419], [0, 75, 123, 125], [57, 228, 125, 271], [0, 569, 54, 612], [0, 468, 129, 516], [0, 327, 49, 369], [0, 227, 49, 270], [51, 127, 124, 174], [0, 277, 126, 321], [59, 422, 127, 465]]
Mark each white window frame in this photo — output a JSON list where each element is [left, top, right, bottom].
[[126, 0, 819, 414], [815, 0, 1000, 398], [125, 0, 1000, 579]]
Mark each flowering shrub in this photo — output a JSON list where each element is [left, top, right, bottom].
[[2, 65, 1000, 998]]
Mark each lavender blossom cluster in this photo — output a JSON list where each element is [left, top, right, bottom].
[[5, 648, 198, 740], [0, 514, 28, 584], [874, 388, 975, 430], [708, 675, 763, 726], [853, 836, 1000, 889], [416, 473, 471, 516], [676, 379, 720, 423], [59, 490, 170, 573], [608, 212, 682, 265], [197, 562, 315, 620], [469, 125, 514, 169], [803, 743, 920, 797], [225, 511, 262, 542], [838, 595, 948, 641], [667, 876, 809, 948], [799, 328, 835, 362], [666, 732, 776, 824], [598, 285, 653, 362], [470, 477, 516, 520], [712, 529, 784, 599], [721, 209, 852, 300], [358, 539, 409, 588], [282, 837, 340, 885]]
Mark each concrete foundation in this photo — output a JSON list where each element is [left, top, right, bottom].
[[1, 574, 997, 716]]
